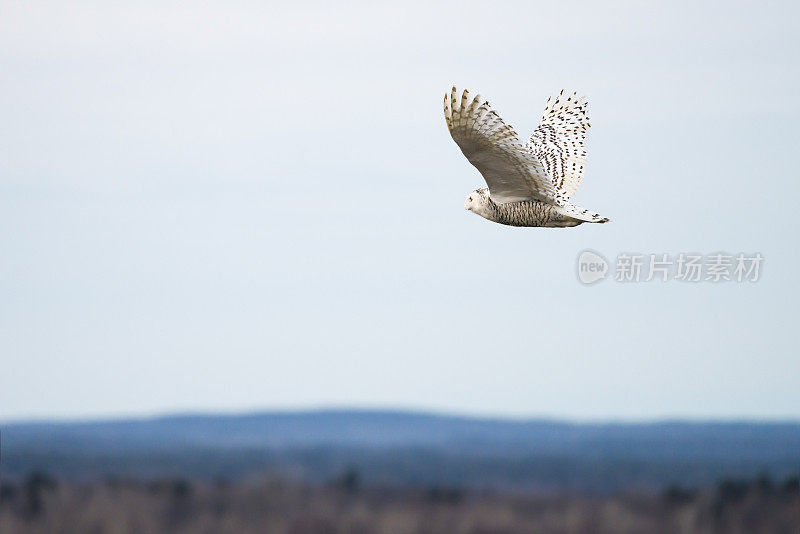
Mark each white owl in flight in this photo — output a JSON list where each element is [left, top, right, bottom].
[[444, 86, 609, 227]]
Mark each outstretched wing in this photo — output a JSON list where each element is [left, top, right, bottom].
[[528, 90, 590, 200], [444, 87, 561, 205]]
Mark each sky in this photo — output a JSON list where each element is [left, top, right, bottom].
[[1, 1, 798, 422]]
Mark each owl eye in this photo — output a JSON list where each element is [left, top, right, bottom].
[[469, 197, 473, 201]]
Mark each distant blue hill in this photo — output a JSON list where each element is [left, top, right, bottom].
[[3, 410, 799, 492]]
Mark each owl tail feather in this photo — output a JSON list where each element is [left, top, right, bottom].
[[558, 203, 610, 224]]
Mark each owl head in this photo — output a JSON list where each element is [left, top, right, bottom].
[[464, 188, 491, 216]]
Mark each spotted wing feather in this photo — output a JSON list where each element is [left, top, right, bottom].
[[528, 90, 590, 200], [445, 87, 561, 205]]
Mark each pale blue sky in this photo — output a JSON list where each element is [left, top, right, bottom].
[[1, 1, 798, 421]]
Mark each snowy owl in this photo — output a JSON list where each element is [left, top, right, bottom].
[[444, 86, 609, 227]]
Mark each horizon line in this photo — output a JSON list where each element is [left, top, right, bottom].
[[3, 405, 800, 427]]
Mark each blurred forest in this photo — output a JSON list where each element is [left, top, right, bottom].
[[1, 472, 798, 534], [5, 412, 800, 492], [3, 412, 799, 532]]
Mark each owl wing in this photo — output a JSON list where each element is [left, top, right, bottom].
[[527, 90, 590, 200], [444, 87, 562, 205]]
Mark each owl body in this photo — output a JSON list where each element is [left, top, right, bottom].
[[465, 188, 582, 228]]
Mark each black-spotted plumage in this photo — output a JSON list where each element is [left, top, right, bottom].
[[529, 89, 590, 199], [445, 86, 609, 228]]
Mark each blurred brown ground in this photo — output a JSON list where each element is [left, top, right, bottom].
[[1, 474, 799, 534]]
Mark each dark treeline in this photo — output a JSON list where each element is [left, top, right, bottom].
[[6, 445, 799, 494]]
